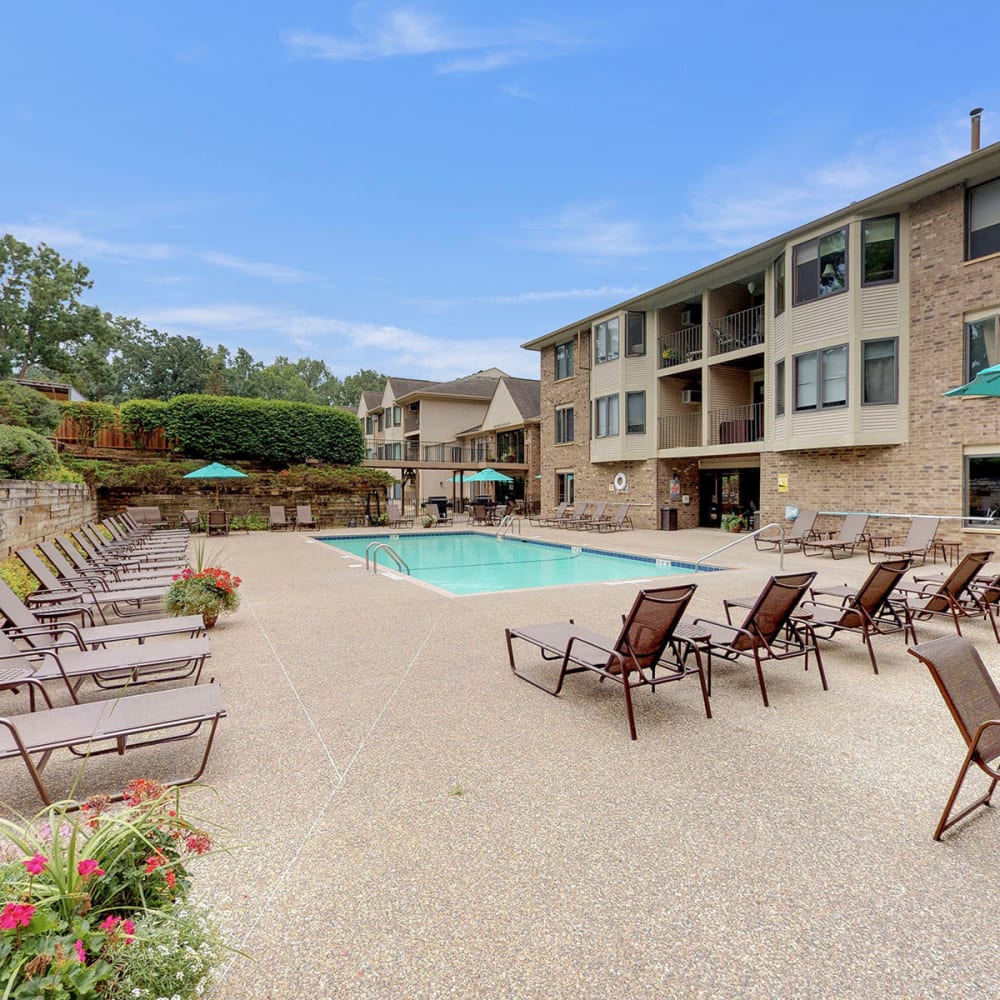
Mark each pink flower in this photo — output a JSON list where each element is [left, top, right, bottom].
[[73, 939, 86, 963], [121, 918, 135, 942], [99, 915, 120, 932], [0, 902, 35, 930], [23, 853, 47, 875], [77, 859, 105, 879]]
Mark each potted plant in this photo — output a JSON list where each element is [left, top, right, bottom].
[[164, 566, 241, 628], [420, 514, 436, 529], [661, 347, 679, 365]]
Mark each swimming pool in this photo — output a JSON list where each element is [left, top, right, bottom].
[[319, 531, 721, 596]]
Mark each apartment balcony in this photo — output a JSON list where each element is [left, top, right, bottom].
[[658, 325, 704, 368], [708, 305, 764, 357], [363, 437, 528, 469], [708, 402, 764, 446], [657, 413, 701, 449]]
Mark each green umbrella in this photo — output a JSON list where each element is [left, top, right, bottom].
[[466, 468, 514, 483], [183, 461, 248, 506], [943, 364, 1000, 398]]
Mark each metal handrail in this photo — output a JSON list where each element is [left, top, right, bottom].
[[695, 522, 785, 571], [364, 541, 410, 575], [496, 514, 519, 538]]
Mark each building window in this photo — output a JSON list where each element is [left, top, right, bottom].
[[966, 455, 1000, 522], [774, 254, 785, 316], [555, 340, 575, 380], [594, 317, 620, 364], [626, 312, 646, 356], [968, 177, 1000, 260], [966, 313, 999, 381], [775, 360, 785, 416], [594, 394, 619, 437], [793, 227, 848, 305], [862, 215, 899, 285], [794, 345, 848, 410], [625, 391, 645, 434], [555, 406, 574, 444], [556, 471, 575, 505], [862, 338, 898, 405]]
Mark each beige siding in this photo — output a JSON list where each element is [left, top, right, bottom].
[[861, 284, 901, 329], [791, 295, 851, 348]]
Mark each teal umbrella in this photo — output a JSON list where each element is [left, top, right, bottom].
[[466, 468, 513, 483], [183, 461, 248, 505], [943, 364, 1000, 398]]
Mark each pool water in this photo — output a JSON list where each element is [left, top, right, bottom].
[[319, 531, 719, 596]]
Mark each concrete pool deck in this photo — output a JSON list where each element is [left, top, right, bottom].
[[3, 523, 999, 997]]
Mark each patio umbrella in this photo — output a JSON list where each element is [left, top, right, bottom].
[[466, 468, 514, 483], [943, 364, 1000, 398], [183, 461, 248, 506]]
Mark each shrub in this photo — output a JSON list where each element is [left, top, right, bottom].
[[0, 557, 38, 599], [118, 399, 170, 450], [63, 458, 200, 490], [0, 382, 62, 434], [0, 426, 62, 480], [59, 401, 117, 448]]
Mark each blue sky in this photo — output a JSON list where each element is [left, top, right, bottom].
[[3, 1, 998, 382]]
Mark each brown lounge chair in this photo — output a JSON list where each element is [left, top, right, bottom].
[[179, 509, 202, 531], [797, 559, 915, 673], [801, 513, 870, 559], [754, 509, 818, 552], [269, 506, 292, 531], [868, 516, 941, 565], [908, 635, 1000, 840], [892, 551, 994, 637], [386, 502, 413, 527], [73, 529, 182, 572], [528, 502, 568, 527], [50, 537, 181, 585], [0, 680, 226, 806], [558, 501, 594, 529], [693, 572, 824, 707], [597, 503, 633, 532], [505, 584, 711, 741], [295, 505, 318, 530]]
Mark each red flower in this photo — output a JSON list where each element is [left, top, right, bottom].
[[77, 859, 105, 879], [23, 853, 47, 876], [0, 903, 35, 930]]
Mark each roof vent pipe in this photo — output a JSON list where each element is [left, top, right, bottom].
[[970, 107, 984, 152]]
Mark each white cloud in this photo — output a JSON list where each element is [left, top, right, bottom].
[[517, 203, 654, 258], [198, 251, 307, 283], [483, 285, 641, 305]]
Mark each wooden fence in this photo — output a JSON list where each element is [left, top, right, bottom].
[[54, 418, 172, 452]]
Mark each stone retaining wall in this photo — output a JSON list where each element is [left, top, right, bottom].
[[0, 481, 98, 557]]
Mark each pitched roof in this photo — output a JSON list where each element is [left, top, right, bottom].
[[361, 390, 382, 409], [502, 376, 541, 420], [395, 369, 508, 403]]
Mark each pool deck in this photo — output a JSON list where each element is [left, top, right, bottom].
[[4, 522, 999, 997]]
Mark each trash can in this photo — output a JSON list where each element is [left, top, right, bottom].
[[660, 506, 678, 531]]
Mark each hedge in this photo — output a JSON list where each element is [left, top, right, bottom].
[[119, 399, 170, 449], [0, 425, 69, 480], [0, 381, 62, 434]]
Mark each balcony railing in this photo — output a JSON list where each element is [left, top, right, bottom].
[[657, 413, 701, 449], [708, 305, 764, 357], [708, 402, 764, 446], [363, 438, 526, 465], [659, 325, 703, 368]]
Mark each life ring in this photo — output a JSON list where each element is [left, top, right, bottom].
[[613, 472, 628, 492]]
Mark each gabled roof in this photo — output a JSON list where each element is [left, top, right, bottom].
[[502, 376, 541, 421], [361, 390, 382, 409], [385, 376, 435, 398], [395, 369, 507, 404]]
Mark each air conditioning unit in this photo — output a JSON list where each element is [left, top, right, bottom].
[[680, 309, 695, 326], [681, 388, 701, 404]]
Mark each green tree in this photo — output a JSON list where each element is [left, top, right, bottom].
[[0, 235, 114, 378], [113, 325, 210, 400], [0, 380, 63, 433], [332, 369, 387, 409]]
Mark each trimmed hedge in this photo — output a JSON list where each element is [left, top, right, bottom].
[[119, 399, 170, 449], [0, 381, 62, 434], [0, 425, 62, 479], [60, 400, 117, 446], [161, 395, 365, 466]]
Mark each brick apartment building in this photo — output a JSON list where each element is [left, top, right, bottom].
[[523, 130, 1000, 543]]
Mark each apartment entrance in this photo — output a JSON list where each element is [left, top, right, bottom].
[[698, 467, 760, 528]]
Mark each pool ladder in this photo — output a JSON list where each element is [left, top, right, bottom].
[[495, 514, 519, 538], [365, 541, 411, 575]]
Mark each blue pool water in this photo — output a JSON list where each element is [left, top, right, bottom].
[[319, 531, 720, 596]]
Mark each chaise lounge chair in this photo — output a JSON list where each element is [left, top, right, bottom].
[[868, 516, 941, 565], [558, 501, 594, 529], [892, 551, 994, 637], [0, 679, 226, 805], [269, 506, 292, 531], [505, 584, 711, 740], [528, 502, 568, 527], [801, 513, 870, 559], [692, 572, 824, 707], [754, 509, 818, 552], [295, 505, 318, 530], [597, 503, 633, 532], [908, 635, 1000, 839], [386, 502, 413, 527]]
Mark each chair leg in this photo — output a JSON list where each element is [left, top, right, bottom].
[[934, 749, 998, 840], [752, 649, 769, 708]]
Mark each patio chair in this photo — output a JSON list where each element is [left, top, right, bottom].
[[528, 502, 568, 527], [559, 501, 594, 529], [295, 505, 318, 530], [754, 509, 818, 552], [691, 572, 824, 707], [386, 502, 413, 527], [268, 506, 292, 531], [892, 551, 994, 637], [37, 541, 170, 595], [868, 516, 941, 565], [0, 680, 226, 806], [579, 501, 611, 530], [206, 510, 229, 536], [801, 513, 870, 559], [52, 536, 181, 583], [73, 528, 181, 571], [597, 503, 633, 532], [908, 635, 1000, 840], [470, 504, 492, 526], [796, 559, 915, 673], [179, 509, 202, 531], [505, 584, 711, 740]]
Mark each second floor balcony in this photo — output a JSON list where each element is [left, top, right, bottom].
[[709, 304, 764, 357], [659, 325, 703, 368], [657, 402, 764, 451]]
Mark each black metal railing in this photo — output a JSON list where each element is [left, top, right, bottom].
[[708, 305, 764, 357], [659, 325, 704, 368], [657, 413, 701, 449], [708, 402, 764, 446]]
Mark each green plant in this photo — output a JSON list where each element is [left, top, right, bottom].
[[0, 381, 62, 434], [0, 557, 40, 600], [0, 780, 221, 998], [229, 512, 268, 531], [59, 401, 117, 448], [163, 567, 242, 619], [721, 512, 745, 531], [118, 399, 170, 450], [0, 425, 62, 480], [421, 514, 435, 528]]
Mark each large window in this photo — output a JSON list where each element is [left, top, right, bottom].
[[794, 345, 848, 411], [967, 455, 1000, 521], [555, 406, 574, 444], [793, 227, 847, 304], [775, 360, 785, 416], [968, 177, 1000, 260], [773, 254, 785, 316], [862, 215, 899, 285], [625, 391, 645, 434], [555, 340, 575, 380], [966, 313, 999, 381], [626, 312, 646, 356], [862, 338, 898, 405], [594, 394, 619, 437], [556, 471, 575, 505], [594, 317, 620, 364]]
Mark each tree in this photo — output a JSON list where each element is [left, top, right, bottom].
[[112, 324, 210, 400], [0, 235, 114, 378], [332, 369, 387, 409]]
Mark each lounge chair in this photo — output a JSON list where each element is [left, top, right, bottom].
[[422, 502, 451, 526], [505, 584, 711, 740], [892, 551, 994, 637], [868, 516, 941, 565], [754, 509, 818, 551], [796, 559, 915, 673], [51, 536, 181, 583], [125, 506, 170, 530], [801, 513, 870, 559], [73, 528, 182, 571], [386, 502, 413, 527], [579, 501, 610, 530], [908, 635, 1000, 839], [528, 502, 568, 527], [691, 572, 824, 707], [37, 541, 170, 596], [0, 680, 226, 806], [295, 505, 318, 530], [206, 510, 229, 536], [179, 509, 202, 531], [558, 501, 594, 529], [269, 506, 292, 531], [597, 504, 633, 532]]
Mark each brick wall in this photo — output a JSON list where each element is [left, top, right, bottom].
[[0, 481, 98, 557]]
